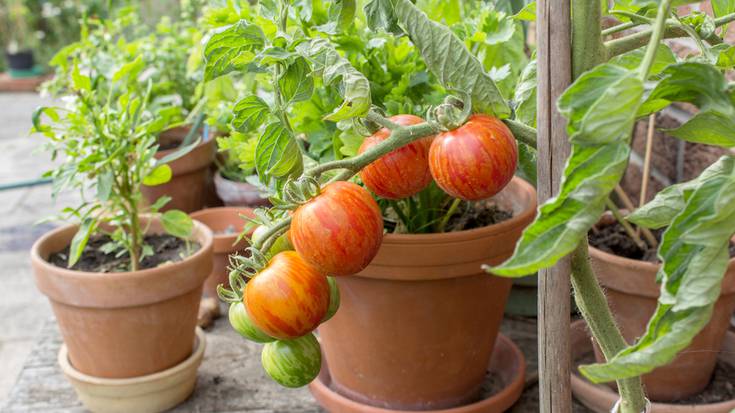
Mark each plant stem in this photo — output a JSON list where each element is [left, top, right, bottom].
[[601, 21, 639, 36], [252, 216, 292, 251], [571, 240, 647, 413], [638, 0, 674, 80], [605, 198, 647, 250], [613, 185, 658, 249], [572, 0, 605, 78], [436, 198, 461, 233], [503, 119, 537, 149]]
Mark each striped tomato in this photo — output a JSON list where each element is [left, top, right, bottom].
[[261, 333, 321, 388], [429, 114, 517, 201], [358, 114, 433, 199], [291, 181, 383, 276], [321, 276, 340, 323], [245, 251, 329, 340], [229, 302, 274, 343]]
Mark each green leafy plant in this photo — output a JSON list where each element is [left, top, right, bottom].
[[0, 0, 35, 52]]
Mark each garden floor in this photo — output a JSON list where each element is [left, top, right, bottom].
[[0, 92, 594, 412]]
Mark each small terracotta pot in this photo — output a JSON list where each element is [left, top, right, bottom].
[[571, 320, 735, 413], [589, 246, 735, 402], [190, 207, 255, 299], [213, 172, 270, 207], [59, 327, 206, 413], [31, 218, 213, 379], [315, 177, 536, 410], [142, 126, 217, 213]]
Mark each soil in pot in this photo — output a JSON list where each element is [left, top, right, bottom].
[[48, 234, 200, 272], [5, 50, 35, 71], [315, 177, 536, 411], [587, 218, 735, 402]]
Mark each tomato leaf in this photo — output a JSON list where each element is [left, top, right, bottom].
[[513, 1, 536, 21], [580, 156, 735, 383], [143, 164, 173, 186], [609, 44, 677, 77], [255, 122, 304, 184], [514, 60, 537, 127], [491, 64, 643, 276], [69, 217, 97, 267], [232, 95, 271, 132], [297, 39, 371, 122], [712, 0, 735, 17], [391, 0, 511, 118], [203, 20, 266, 81], [278, 57, 314, 106], [162, 210, 194, 239], [364, 0, 401, 34]]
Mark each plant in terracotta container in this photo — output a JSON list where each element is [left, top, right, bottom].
[[0, 0, 37, 75], [30, 56, 212, 412], [203, 0, 538, 411], [487, 0, 735, 411]]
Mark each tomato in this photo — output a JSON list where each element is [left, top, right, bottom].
[[321, 276, 340, 323], [245, 251, 329, 339], [291, 181, 384, 276], [429, 114, 518, 201], [358, 114, 434, 199], [229, 302, 274, 343], [252, 225, 294, 257], [261, 333, 321, 388]]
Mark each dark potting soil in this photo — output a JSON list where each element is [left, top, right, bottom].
[[158, 139, 183, 151], [576, 352, 735, 405], [588, 221, 735, 263], [445, 200, 513, 232], [48, 234, 199, 272]]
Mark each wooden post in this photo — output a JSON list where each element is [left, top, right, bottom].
[[536, 0, 573, 412]]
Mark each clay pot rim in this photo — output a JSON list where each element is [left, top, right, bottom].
[[58, 327, 206, 386], [381, 177, 537, 245], [30, 218, 213, 281], [570, 319, 735, 412], [309, 333, 526, 413]]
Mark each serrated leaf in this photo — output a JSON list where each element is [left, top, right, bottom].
[[297, 39, 371, 122], [255, 122, 303, 184], [257, 47, 293, 65], [143, 164, 173, 186], [392, 0, 511, 117], [231, 95, 271, 132], [331, 0, 356, 31], [162, 210, 194, 239], [278, 57, 314, 105], [364, 0, 401, 34], [580, 156, 735, 383], [203, 20, 265, 81], [69, 218, 97, 267]]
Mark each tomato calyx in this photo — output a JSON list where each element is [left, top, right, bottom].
[[280, 176, 321, 208], [429, 92, 473, 132]]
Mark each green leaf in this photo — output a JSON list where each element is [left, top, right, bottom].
[[72, 62, 91, 92], [97, 171, 113, 202], [112, 56, 145, 82], [162, 210, 194, 239], [513, 1, 536, 21], [203, 20, 266, 81], [149, 196, 172, 212], [364, 0, 401, 34], [279, 57, 314, 105], [514, 60, 537, 127], [609, 44, 676, 77], [517, 142, 537, 185], [665, 110, 735, 147], [156, 137, 202, 166], [257, 47, 293, 65], [492, 64, 644, 276], [392, 0, 511, 118], [580, 156, 735, 383], [297, 39, 371, 122], [69, 218, 97, 267], [31, 107, 60, 133], [331, 0, 356, 31], [143, 164, 173, 186], [712, 0, 735, 18], [231, 95, 271, 132], [255, 122, 304, 184]]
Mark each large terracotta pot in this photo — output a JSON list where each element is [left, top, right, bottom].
[[315, 177, 536, 410], [589, 246, 735, 402], [213, 172, 270, 207], [142, 126, 217, 213], [31, 218, 213, 379], [190, 207, 255, 299]]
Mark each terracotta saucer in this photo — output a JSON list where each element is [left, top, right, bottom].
[[570, 320, 735, 413], [309, 333, 526, 413]]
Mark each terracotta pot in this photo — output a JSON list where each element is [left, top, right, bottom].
[[571, 319, 735, 413], [59, 327, 206, 413], [589, 246, 735, 402], [214, 172, 270, 207], [31, 218, 213, 379], [190, 207, 255, 300], [142, 126, 217, 213], [315, 177, 536, 410]]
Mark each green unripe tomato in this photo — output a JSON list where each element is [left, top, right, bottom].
[[261, 333, 321, 388], [322, 276, 340, 323], [252, 225, 294, 258], [229, 302, 274, 343]]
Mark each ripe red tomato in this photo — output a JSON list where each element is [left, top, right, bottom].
[[358, 114, 433, 199], [291, 181, 383, 276], [245, 251, 329, 340], [429, 114, 517, 201]]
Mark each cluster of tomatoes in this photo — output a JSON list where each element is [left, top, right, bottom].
[[229, 113, 518, 388]]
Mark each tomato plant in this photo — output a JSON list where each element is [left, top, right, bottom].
[[358, 114, 433, 199], [245, 251, 330, 340], [429, 114, 518, 201], [291, 181, 384, 276], [261, 333, 321, 388]]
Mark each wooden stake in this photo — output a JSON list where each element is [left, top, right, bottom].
[[639, 114, 656, 207]]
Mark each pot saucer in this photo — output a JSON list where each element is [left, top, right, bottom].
[[570, 320, 735, 413], [59, 327, 206, 413], [309, 333, 525, 413]]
